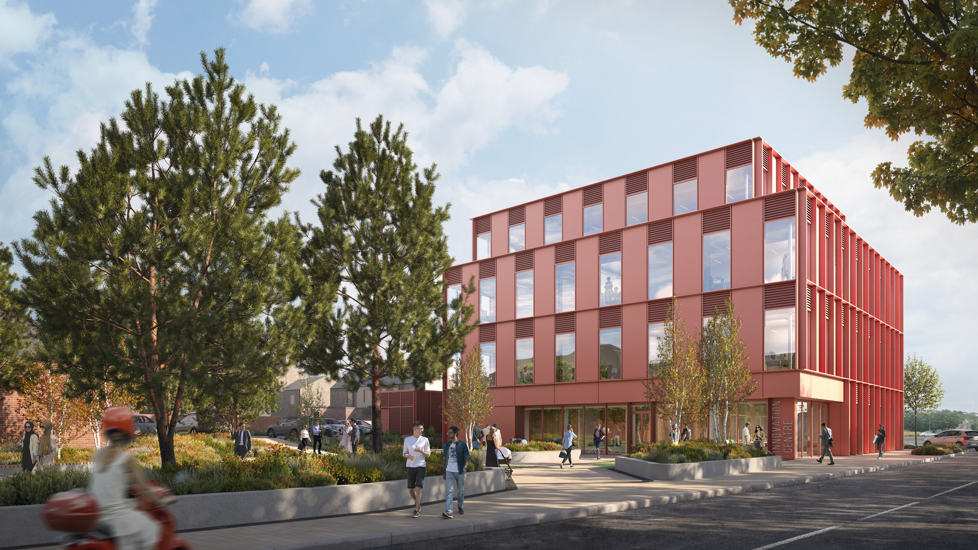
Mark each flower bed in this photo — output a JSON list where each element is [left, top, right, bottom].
[[629, 440, 771, 464]]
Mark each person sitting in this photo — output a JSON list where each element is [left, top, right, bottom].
[[89, 407, 171, 550]]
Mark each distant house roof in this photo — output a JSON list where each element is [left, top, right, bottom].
[[284, 375, 326, 391]]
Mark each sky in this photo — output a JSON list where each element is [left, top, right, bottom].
[[0, 0, 973, 412]]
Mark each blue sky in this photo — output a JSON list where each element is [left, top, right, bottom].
[[0, 0, 973, 412]]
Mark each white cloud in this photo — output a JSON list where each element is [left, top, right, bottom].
[[424, 0, 469, 38], [792, 132, 978, 411], [130, 0, 158, 45], [236, 0, 312, 33], [0, 0, 56, 66]]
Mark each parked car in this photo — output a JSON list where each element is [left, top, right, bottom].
[[922, 430, 978, 451], [353, 420, 372, 437], [320, 419, 346, 438], [266, 418, 299, 438], [173, 413, 224, 434], [132, 415, 157, 435], [919, 431, 936, 437]]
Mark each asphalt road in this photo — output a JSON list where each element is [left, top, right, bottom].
[[396, 452, 978, 549]]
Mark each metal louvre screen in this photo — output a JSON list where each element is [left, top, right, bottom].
[[647, 299, 671, 323], [447, 267, 462, 285], [762, 147, 770, 170], [475, 216, 491, 234], [764, 282, 795, 309], [781, 164, 788, 188], [555, 313, 576, 334], [806, 286, 812, 311], [726, 142, 752, 169], [764, 193, 795, 221], [509, 206, 525, 226], [625, 172, 648, 195], [599, 306, 622, 328], [647, 220, 672, 245], [599, 232, 622, 255], [702, 207, 731, 233], [555, 242, 575, 263], [807, 199, 812, 224], [479, 260, 496, 279], [702, 291, 731, 317], [479, 324, 496, 343], [515, 319, 534, 339], [583, 185, 603, 206], [673, 158, 697, 182], [515, 251, 534, 272], [545, 196, 563, 216]]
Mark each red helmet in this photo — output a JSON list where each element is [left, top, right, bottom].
[[101, 407, 136, 438]]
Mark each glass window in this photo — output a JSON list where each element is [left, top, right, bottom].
[[509, 224, 525, 253], [447, 284, 462, 322], [703, 231, 731, 291], [674, 180, 697, 215], [555, 333, 575, 383], [726, 165, 753, 203], [545, 214, 562, 244], [765, 218, 796, 283], [482, 343, 496, 386], [584, 204, 602, 235], [480, 278, 496, 322], [600, 253, 622, 306], [555, 262, 575, 313], [626, 192, 648, 225], [516, 270, 534, 318], [517, 338, 534, 385], [477, 232, 491, 260], [648, 323, 665, 376], [648, 242, 673, 299], [447, 352, 461, 389], [599, 328, 622, 380], [764, 308, 795, 370]]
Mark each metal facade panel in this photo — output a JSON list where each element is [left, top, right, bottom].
[[576, 309, 599, 382], [673, 214, 701, 296], [732, 200, 763, 288], [621, 225, 647, 305], [495, 321, 516, 387], [622, 303, 647, 380], [496, 254, 515, 322], [534, 315, 555, 385], [535, 246, 555, 316], [604, 177, 626, 231], [733, 287, 763, 371], [563, 190, 583, 240], [525, 200, 545, 250], [491, 212, 508, 257], [576, 236, 599, 311], [648, 164, 673, 222], [698, 150, 725, 211]]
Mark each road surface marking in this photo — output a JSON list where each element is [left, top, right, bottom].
[[928, 481, 977, 499], [858, 502, 918, 521], [751, 526, 839, 550]]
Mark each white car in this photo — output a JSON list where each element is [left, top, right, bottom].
[[920, 431, 936, 437]]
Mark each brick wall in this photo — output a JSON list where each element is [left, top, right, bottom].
[[0, 390, 99, 449]]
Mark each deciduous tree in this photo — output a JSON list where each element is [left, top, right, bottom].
[[17, 367, 87, 458], [14, 49, 307, 464], [701, 299, 757, 443], [904, 353, 945, 445], [444, 344, 494, 449], [731, 0, 978, 224], [643, 299, 704, 443]]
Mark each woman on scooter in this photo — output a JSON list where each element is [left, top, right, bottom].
[[89, 407, 171, 550]]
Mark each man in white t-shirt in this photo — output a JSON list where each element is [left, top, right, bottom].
[[742, 422, 752, 445], [402, 420, 431, 518]]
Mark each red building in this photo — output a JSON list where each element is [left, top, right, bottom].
[[443, 138, 903, 461]]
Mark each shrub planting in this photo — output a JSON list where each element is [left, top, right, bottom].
[[628, 440, 771, 464], [503, 441, 564, 452]]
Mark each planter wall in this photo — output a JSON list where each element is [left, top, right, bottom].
[[0, 468, 506, 549], [614, 455, 782, 481], [509, 449, 581, 464]]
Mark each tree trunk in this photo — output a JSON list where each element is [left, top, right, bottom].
[[156, 411, 177, 464], [914, 414, 918, 446], [371, 367, 383, 454]]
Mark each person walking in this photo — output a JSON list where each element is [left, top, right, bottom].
[[560, 424, 577, 469], [875, 424, 886, 459], [742, 422, 752, 445], [21, 421, 39, 473], [755, 425, 765, 450], [403, 421, 431, 518], [816, 422, 835, 465], [312, 420, 322, 455], [299, 424, 310, 452], [681, 424, 691, 442], [233, 422, 252, 458], [486, 426, 499, 467], [340, 421, 352, 453], [471, 426, 483, 449], [492, 423, 503, 450], [593, 422, 605, 457], [442, 425, 469, 519], [37, 420, 56, 471], [349, 419, 361, 453]]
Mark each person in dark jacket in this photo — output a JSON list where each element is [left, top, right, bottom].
[[233, 422, 252, 458], [486, 426, 499, 467], [876, 424, 886, 459], [22, 421, 39, 473], [816, 422, 835, 465], [442, 426, 470, 519]]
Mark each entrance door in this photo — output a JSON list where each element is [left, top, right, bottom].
[[633, 411, 651, 449]]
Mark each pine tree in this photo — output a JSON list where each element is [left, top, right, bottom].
[[701, 299, 756, 443], [445, 344, 494, 449], [299, 115, 476, 453], [643, 299, 704, 443], [14, 49, 307, 464], [0, 243, 28, 389]]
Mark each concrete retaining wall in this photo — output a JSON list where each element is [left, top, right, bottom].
[[614, 455, 782, 481], [0, 468, 506, 549], [509, 450, 581, 464]]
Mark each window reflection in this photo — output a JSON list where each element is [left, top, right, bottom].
[[648, 323, 665, 376], [765, 218, 796, 283], [509, 224, 525, 253], [703, 231, 731, 291], [648, 243, 673, 299], [555, 333, 575, 382], [447, 352, 461, 389], [447, 284, 462, 325], [674, 180, 697, 215], [555, 262, 575, 313], [516, 271, 534, 318], [599, 328, 622, 380], [480, 278, 496, 322], [626, 193, 648, 225], [517, 338, 534, 385], [584, 204, 602, 235], [764, 308, 795, 370], [477, 233, 491, 260], [545, 215, 562, 245], [600, 253, 622, 306], [726, 165, 753, 203], [482, 343, 497, 386]]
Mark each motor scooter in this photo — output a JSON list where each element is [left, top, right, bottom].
[[41, 481, 192, 549]]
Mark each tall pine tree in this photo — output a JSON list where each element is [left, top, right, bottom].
[[14, 49, 307, 463], [0, 243, 28, 389], [299, 115, 475, 453]]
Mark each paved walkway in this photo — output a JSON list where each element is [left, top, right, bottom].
[[31, 450, 963, 550]]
